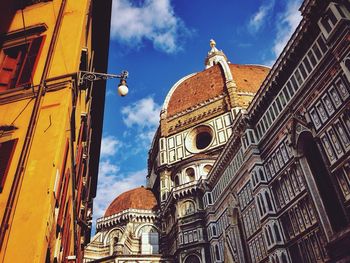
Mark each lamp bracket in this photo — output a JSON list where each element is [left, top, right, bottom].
[[78, 70, 128, 85]]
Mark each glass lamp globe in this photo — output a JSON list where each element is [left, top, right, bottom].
[[118, 83, 128, 96]]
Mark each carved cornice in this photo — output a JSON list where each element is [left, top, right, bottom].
[[96, 209, 159, 230]]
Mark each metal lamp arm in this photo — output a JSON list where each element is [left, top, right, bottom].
[[78, 70, 128, 85]]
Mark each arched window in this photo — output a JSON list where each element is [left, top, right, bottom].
[[259, 168, 265, 180], [215, 244, 220, 260], [268, 225, 274, 243], [254, 171, 258, 184], [281, 253, 288, 263], [265, 192, 273, 211], [182, 201, 195, 216], [162, 193, 167, 201], [212, 225, 217, 236], [274, 223, 282, 242], [299, 132, 347, 231], [257, 196, 264, 216], [265, 228, 271, 246], [174, 176, 180, 186], [260, 194, 266, 214], [186, 167, 195, 182]]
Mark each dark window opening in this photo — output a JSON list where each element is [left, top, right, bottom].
[[281, 253, 288, 263], [45, 247, 51, 263], [259, 169, 265, 181], [186, 167, 195, 181], [274, 223, 282, 242], [215, 245, 220, 260], [0, 139, 18, 192], [16, 0, 51, 9], [196, 131, 212, 149], [268, 226, 274, 243], [79, 48, 88, 71], [174, 176, 180, 187], [302, 133, 347, 231], [0, 36, 43, 91], [212, 225, 217, 236], [207, 193, 212, 204], [265, 192, 273, 211], [185, 255, 201, 263]]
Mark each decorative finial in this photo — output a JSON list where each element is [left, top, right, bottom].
[[210, 39, 216, 48]]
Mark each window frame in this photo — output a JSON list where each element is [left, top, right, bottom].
[[0, 138, 18, 192], [0, 35, 45, 92]]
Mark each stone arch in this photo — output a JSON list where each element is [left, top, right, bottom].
[[297, 130, 347, 232], [181, 199, 196, 216], [135, 223, 160, 238], [184, 254, 201, 263], [103, 227, 124, 245]]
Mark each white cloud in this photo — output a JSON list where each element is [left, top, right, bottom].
[[122, 97, 161, 129], [272, 0, 302, 57], [110, 0, 191, 53], [100, 135, 121, 158], [93, 168, 147, 220], [121, 97, 161, 148], [248, 0, 275, 33]]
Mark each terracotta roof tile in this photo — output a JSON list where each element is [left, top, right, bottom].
[[229, 64, 269, 93], [166, 64, 269, 117], [104, 186, 158, 217], [167, 64, 226, 117]]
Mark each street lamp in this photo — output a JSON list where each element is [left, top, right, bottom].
[[78, 70, 129, 96]]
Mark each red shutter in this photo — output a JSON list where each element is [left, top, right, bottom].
[[0, 139, 18, 192], [17, 36, 44, 86], [0, 52, 22, 91], [61, 200, 71, 263], [56, 139, 69, 205], [0, 36, 44, 91], [57, 169, 70, 227], [76, 163, 85, 215]]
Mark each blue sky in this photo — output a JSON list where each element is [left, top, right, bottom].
[[93, 0, 302, 223]]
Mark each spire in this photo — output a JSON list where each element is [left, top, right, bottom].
[[205, 39, 229, 69]]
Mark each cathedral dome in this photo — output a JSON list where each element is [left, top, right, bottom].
[[104, 186, 158, 217], [163, 63, 269, 117]]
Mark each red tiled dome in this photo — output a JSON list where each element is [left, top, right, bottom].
[[104, 186, 158, 217], [166, 64, 269, 117], [229, 64, 269, 93]]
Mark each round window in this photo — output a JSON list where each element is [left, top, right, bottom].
[[196, 131, 212, 149], [185, 125, 214, 153]]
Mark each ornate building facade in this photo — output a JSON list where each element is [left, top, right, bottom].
[[87, 0, 350, 262], [0, 0, 111, 262], [84, 186, 171, 262]]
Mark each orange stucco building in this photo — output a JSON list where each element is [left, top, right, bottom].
[[0, 0, 112, 262]]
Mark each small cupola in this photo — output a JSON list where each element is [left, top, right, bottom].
[[205, 39, 229, 69]]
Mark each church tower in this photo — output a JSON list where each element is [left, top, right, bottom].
[[148, 40, 269, 262]]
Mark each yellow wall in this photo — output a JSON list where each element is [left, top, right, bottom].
[[0, 0, 94, 261]]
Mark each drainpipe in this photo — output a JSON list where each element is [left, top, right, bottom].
[[0, 0, 67, 251]]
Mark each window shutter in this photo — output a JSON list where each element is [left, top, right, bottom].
[[0, 52, 22, 91], [0, 139, 18, 192], [17, 36, 43, 86], [56, 139, 69, 204], [57, 169, 70, 227]]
